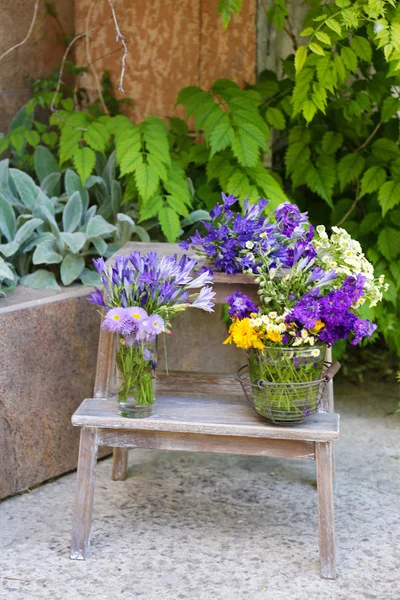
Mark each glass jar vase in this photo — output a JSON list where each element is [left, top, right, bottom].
[[246, 345, 326, 423], [115, 337, 157, 418]]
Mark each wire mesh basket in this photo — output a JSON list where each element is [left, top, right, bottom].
[[238, 361, 340, 425]]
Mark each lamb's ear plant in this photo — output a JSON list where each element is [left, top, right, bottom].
[[0, 152, 147, 293]]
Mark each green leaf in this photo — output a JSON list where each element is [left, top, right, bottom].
[[321, 131, 343, 155], [24, 130, 40, 147], [0, 136, 9, 155], [60, 254, 85, 286], [147, 154, 168, 181], [292, 68, 314, 116], [302, 99, 317, 123], [315, 31, 331, 45], [65, 169, 89, 213], [325, 17, 342, 35], [209, 115, 235, 156], [0, 257, 13, 281], [306, 156, 336, 206], [86, 215, 116, 238], [91, 237, 107, 255], [63, 191, 83, 232], [138, 194, 163, 222], [335, 0, 350, 7], [390, 210, 400, 227], [309, 42, 325, 56], [59, 126, 82, 164], [334, 54, 346, 83], [285, 142, 310, 176], [300, 27, 314, 36], [351, 35, 372, 62], [32, 240, 63, 265], [9, 169, 37, 209], [295, 46, 308, 73], [0, 193, 16, 241], [165, 195, 189, 218], [378, 226, 400, 261], [141, 117, 170, 166], [341, 47, 358, 73], [226, 171, 250, 198], [134, 161, 159, 202], [115, 126, 142, 175], [14, 218, 44, 246], [60, 232, 87, 254], [73, 147, 96, 183], [41, 131, 58, 148], [83, 122, 109, 152], [188, 144, 210, 165], [359, 212, 382, 235], [158, 206, 181, 242], [217, 0, 244, 28], [20, 269, 60, 291], [338, 154, 365, 191], [372, 138, 400, 161], [10, 131, 25, 154], [265, 107, 286, 130], [360, 166, 387, 198], [40, 172, 61, 197], [378, 179, 400, 216], [175, 86, 204, 107], [80, 268, 101, 287], [246, 164, 288, 206], [381, 96, 400, 121]]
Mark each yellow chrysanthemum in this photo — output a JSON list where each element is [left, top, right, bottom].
[[223, 319, 264, 350], [266, 330, 282, 343]]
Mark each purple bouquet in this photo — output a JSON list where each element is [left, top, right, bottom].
[[88, 252, 215, 417]]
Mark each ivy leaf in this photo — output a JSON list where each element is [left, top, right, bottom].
[[134, 162, 159, 202], [338, 154, 365, 191], [360, 166, 387, 198], [378, 226, 400, 261], [209, 115, 235, 156], [265, 107, 286, 130], [315, 31, 331, 45], [306, 156, 336, 207], [381, 96, 400, 122], [321, 131, 343, 155], [73, 147, 96, 183], [351, 35, 372, 62], [309, 42, 325, 56], [295, 46, 307, 73], [378, 179, 400, 216], [341, 47, 358, 73], [158, 206, 181, 242]]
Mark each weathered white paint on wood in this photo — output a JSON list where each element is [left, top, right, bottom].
[[316, 442, 336, 579], [72, 396, 339, 442], [70, 428, 98, 560], [99, 430, 316, 459], [112, 448, 128, 481]]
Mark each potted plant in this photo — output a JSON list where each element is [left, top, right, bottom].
[[88, 252, 215, 417]]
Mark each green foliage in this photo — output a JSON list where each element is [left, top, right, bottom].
[[0, 152, 145, 293]]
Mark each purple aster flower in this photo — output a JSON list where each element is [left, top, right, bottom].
[[144, 314, 165, 335], [227, 290, 258, 319], [191, 285, 215, 312], [124, 306, 148, 322], [87, 288, 105, 306], [102, 308, 127, 333]]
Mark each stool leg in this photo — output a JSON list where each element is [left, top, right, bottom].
[[71, 427, 98, 560], [316, 441, 336, 579], [112, 448, 128, 481]]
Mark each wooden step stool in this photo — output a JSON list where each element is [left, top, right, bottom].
[[70, 242, 340, 579]]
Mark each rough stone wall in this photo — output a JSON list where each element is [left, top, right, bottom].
[[73, 0, 257, 122], [0, 0, 75, 134]]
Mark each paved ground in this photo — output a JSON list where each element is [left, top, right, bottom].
[[1, 380, 399, 600]]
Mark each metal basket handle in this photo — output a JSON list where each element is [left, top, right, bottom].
[[323, 361, 341, 382]]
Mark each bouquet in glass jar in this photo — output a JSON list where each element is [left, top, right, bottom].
[[88, 252, 215, 418], [185, 194, 387, 421]]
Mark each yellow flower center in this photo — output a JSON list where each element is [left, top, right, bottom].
[[112, 314, 121, 321], [132, 313, 141, 320]]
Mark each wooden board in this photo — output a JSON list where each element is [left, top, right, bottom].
[[72, 395, 339, 442], [98, 429, 316, 460]]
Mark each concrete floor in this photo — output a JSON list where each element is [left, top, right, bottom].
[[1, 380, 399, 600]]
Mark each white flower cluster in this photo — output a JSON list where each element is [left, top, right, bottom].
[[314, 225, 388, 308]]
